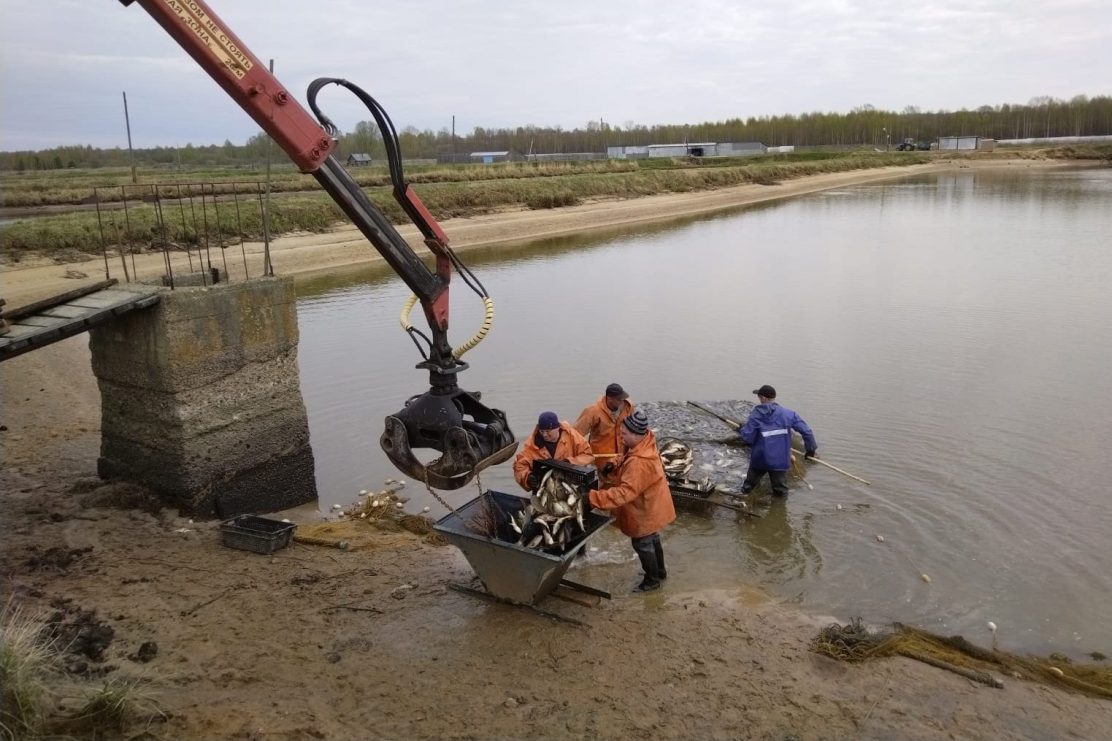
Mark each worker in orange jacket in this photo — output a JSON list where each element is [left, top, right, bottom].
[[513, 411, 595, 491], [588, 409, 676, 592], [574, 382, 634, 483]]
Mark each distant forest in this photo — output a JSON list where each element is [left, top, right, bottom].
[[2, 95, 1110, 171]]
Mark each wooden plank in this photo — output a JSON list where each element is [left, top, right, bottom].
[[0, 279, 117, 321], [0, 290, 159, 363], [41, 304, 96, 319], [13, 315, 71, 329], [550, 585, 600, 608], [66, 290, 150, 309], [0, 324, 38, 340], [72, 294, 159, 313]]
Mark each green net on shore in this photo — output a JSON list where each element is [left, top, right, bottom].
[[812, 619, 1112, 700]]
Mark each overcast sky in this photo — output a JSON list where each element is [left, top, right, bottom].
[[1, 0, 1109, 151]]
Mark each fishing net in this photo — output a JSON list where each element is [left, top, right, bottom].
[[640, 400, 811, 489], [294, 487, 447, 549], [812, 619, 1112, 699]]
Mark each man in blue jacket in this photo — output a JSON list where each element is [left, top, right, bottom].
[[739, 385, 817, 497]]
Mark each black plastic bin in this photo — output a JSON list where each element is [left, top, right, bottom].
[[219, 515, 296, 555]]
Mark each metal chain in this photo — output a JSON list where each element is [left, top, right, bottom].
[[421, 467, 462, 517], [421, 464, 506, 538]]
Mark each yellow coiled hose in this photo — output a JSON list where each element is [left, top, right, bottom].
[[399, 293, 495, 360]]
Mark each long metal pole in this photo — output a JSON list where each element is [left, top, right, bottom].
[[93, 188, 112, 280], [123, 92, 137, 184], [262, 58, 275, 276]]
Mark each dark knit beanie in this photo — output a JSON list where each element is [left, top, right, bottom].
[[537, 411, 560, 430], [622, 409, 649, 435]]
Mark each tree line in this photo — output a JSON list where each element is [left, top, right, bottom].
[[3, 95, 1109, 171]]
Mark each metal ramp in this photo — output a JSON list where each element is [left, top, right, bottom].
[[0, 280, 160, 362]]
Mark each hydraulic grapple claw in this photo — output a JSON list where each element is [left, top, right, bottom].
[[380, 388, 517, 490]]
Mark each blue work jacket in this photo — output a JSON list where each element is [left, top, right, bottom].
[[739, 403, 817, 471]]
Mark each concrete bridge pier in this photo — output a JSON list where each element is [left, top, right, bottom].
[[89, 276, 317, 517]]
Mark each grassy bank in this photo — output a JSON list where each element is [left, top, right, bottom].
[[2, 147, 1105, 262]]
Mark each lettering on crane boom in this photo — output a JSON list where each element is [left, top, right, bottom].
[[161, 0, 254, 79]]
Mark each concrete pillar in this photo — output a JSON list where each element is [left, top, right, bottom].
[[89, 276, 317, 517]]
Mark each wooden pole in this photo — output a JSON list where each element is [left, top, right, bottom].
[[685, 400, 741, 428], [802, 456, 871, 486]]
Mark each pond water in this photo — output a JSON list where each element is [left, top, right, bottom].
[[295, 166, 1112, 658]]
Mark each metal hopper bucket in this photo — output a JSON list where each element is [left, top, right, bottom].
[[434, 490, 612, 605]]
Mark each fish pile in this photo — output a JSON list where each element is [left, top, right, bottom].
[[658, 438, 694, 477], [507, 468, 588, 552]]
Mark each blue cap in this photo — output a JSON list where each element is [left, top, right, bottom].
[[537, 411, 560, 430]]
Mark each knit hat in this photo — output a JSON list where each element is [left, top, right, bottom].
[[622, 409, 649, 435], [537, 411, 560, 430]]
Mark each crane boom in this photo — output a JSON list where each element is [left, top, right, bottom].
[[117, 0, 517, 489]]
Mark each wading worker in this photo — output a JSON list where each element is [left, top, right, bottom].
[[513, 411, 594, 491], [587, 410, 676, 592], [739, 385, 817, 497], [574, 382, 634, 483]]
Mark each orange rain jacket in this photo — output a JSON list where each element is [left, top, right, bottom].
[[588, 430, 676, 539], [574, 396, 634, 464], [513, 421, 595, 490]]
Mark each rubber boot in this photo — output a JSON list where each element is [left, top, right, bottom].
[[632, 536, 662, 592], [654, 537, 667, 581]]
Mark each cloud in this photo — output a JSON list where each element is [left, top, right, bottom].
[[1, 0, 1109, 150]]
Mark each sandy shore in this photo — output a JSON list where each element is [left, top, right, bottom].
[[2, 159, 1109, 739], [0, 159, 1072, 308]]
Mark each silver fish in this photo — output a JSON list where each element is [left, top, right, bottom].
[[526, 534, 543, 548], [552, 515, 573, 536]]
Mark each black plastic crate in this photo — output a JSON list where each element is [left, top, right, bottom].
[[530, 459, 599, 493], [219, 515, 296, 554]]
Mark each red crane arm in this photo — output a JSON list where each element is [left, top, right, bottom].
[[117, 0, 519, 490], [121, 0, 332, 172]]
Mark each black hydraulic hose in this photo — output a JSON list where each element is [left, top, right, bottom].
[[405, 326, 432, 360], [306, 78, 490, 300], [306, 77, 406, 193]]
